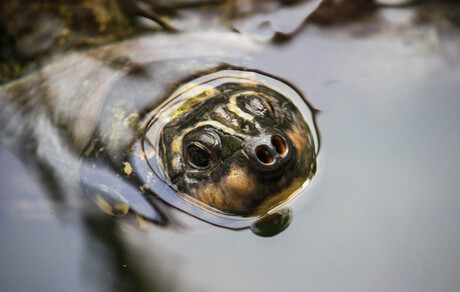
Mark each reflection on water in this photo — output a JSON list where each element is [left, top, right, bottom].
[[0, 0, 322, 83], [0, 145, 179, 291], [1, 0, 460, 291], [82, 212, 178, 291]]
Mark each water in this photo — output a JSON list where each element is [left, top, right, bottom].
[[1, 1, 460, 291], [145, 6, 460, 291]]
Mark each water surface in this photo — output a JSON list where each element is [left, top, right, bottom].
[[1, 1, 460, 291]]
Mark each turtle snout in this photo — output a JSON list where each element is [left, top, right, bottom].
[[245, 133, 293, 173]]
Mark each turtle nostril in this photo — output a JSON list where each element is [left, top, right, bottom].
[[271, 135, 287, 155], [256, 145, 274, 164]]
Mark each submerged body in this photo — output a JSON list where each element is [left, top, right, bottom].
[[0, 32, 318, 235]]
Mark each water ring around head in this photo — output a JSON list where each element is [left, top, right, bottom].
[[135, 67, 319, 232]]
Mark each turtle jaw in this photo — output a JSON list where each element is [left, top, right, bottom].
[[175, 152, 301, 216]]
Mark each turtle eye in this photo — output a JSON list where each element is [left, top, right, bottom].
[[183, 129, 221, 170], [185, 143, 212, 169], [237, 93, 274, 118]]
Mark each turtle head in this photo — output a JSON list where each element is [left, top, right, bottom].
[[144, 69, 317, 217]]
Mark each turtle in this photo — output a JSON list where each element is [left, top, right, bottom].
[[0, 32, 319, 237]]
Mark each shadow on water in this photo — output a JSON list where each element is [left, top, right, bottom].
[[82, 212, 179, 291], [0, 145, 179, 291]]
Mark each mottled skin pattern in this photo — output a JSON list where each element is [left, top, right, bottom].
[[158, 82, 316, 216]]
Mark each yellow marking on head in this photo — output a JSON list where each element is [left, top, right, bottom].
[[123, 162, 133, 175], [194, 120, 246, 137], [227, 94, 255, 121], [186, 165, 257, 213], [285, 120, 311, 162], [188, 184, 224, 210], [254, 178, 306, 216], [170, 156, 181, 171], [214, 106, 241, 128], [168, 86, 218, 121], [171, 136, 183, 153], [171, 120, 248, 154], [221, 166, 256, 197]]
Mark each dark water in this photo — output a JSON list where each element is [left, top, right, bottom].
[[1, 1, 460, 291]]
